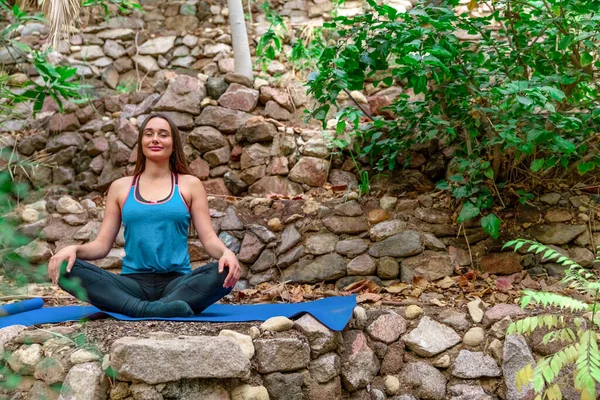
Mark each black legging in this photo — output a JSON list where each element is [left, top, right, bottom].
[[58, 259, 232, 317]]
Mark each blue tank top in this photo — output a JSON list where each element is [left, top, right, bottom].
[[120, 173, 192, 275]]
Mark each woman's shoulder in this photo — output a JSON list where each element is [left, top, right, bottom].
[[108, 176, 135, 194], [178, 173, 202, 186]]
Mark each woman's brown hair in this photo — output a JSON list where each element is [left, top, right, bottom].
[[133, 113, 193, 176]]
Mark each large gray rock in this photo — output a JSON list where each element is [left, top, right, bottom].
[[197, 106, 252, 134], [264, 372, 304, 400], [14, 239, 52, 263], [402, 361, 447, 400], [188, 126, 228, 153], [103, 39, 126, 59], [502, 334, 536, 400], [251, 249, 276, 272], [401, 251, 454, 282], [139, 36, 176, 55], [288, 157, 330, 187], [46, 132, 84, 152], [403, 316, 461, 357], [451, 350, 501, 378], [161, 380, 230, 400], [154, 75, 206, 115], [340, 331, 380, 392], [282, 253, 346, 283], [527, 223, 586, 245], [7, 343, 43, 375], [368, 231, 422, 258], [218, 83, 259, 112], [335, 239, 369, 256], [448, 384, 493, 400], [322, 216, 368, 234], [369, 220, 407, 242], [132, 55, 159, 73], [294, 314, 341, 357], [483, 303, 525, 328], [248, 224, 277, 243], [240, 143, 271, 169], [206, 77, 229, 99], [34, 357, 68, 385], [238, 233, 265, 263], [309, 353, 341, 383], [305, 233, 338, 255], [278, 225, 302, 254], [248, 176, 303, 196], [254, 338, 310, 373], [237, 117, 277, 143], [110, 336, 250, 383], [58, 362, 107, 400], [366, 312, 407, 344], [347, 254, 376, 276], [0, 325, 26, 353], [221, 206, 244, 230]]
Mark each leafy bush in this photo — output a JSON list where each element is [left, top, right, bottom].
[[504, 239, 600, 400], [0, 1, 85, 122], [255, 1, 327, 76], [306, 0, 600, 238]]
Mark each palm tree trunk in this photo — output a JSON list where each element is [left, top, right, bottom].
[[227, 0, 253, 80]]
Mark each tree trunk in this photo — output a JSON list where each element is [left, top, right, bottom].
[[227, 0, 253, 80]]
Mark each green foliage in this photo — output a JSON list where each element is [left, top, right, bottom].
[[504, 239, 600, 400], [82, 0, 141, 17], [255, 3, 327, 76], [307, 0, 600, 233], [255, 1, 287, 71], [0, 0, 86, 125], [116, 78, 137, 94]]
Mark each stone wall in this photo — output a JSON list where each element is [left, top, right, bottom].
[[0, 299, 544, 400], [8, 188, 600, 289]]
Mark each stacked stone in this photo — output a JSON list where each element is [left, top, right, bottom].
[[0, 299, 543, 400], [10, 187, 599, 290]]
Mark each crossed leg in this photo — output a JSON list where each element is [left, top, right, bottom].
[[58, 259, 193, 318], [159, 262, 232, 314]]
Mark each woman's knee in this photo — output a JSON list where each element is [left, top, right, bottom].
[[58, 259, 102, 299], [193, 262, 227, 283]]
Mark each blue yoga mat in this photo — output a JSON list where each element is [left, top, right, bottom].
[[0, 298, 44, 317], [0, 295, 356, 331]]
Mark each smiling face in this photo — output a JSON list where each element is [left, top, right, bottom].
[[141, 117, 174, 162]]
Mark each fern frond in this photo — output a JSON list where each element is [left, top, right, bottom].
[[523, 290, 590, 312], [544, 383, 562, 400], [516, 363, 534, 392], [532, 343, 580, 391], [575, 330, 600, 399], [542, 327, 577, 345], [507, 315, 567, 336]]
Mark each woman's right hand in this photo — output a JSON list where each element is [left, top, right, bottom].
[[48, 245, 79, 284]]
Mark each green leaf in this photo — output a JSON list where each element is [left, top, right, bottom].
[[530, 159, 545, 172], [578, 162, 595, 175], [517, 96, 533, 106], [558, 34, 574, 50], [458, 202, 480, 223], [481, 213, 501, 239], [581, 53, 594, 67]]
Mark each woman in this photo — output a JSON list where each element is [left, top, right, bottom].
[[47, 113, 241, 318]]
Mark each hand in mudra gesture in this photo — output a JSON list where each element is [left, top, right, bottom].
[[219, 249, 241, 288]]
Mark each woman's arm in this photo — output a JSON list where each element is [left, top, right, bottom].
[[75, 179, 125, 259], [186, 175, 241, 288]]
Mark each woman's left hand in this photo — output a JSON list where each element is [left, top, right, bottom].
[[219, 250, 241, 289]]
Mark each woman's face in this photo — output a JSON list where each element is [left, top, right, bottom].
[[141, 117, 174, 163]]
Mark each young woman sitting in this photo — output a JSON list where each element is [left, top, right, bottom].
[[47, 113, 241, 318]]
